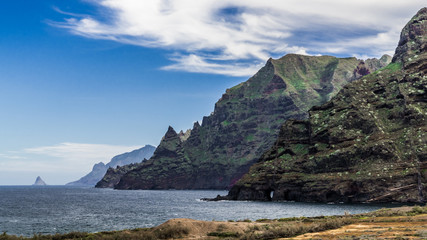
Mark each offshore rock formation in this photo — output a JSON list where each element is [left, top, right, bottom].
[[104, 55, 389, 190], [68, 145, 155, 186], [33, 176, 47, 186], [224, 8, 427, 203]]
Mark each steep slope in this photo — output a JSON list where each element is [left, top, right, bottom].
[[67, 145, 155, 186], [225, 8, 427, 203], [67, 162, 108, 187], [95, 163, 142, 188], [106, 145, 156, 168], [106, 56, 389, 190]]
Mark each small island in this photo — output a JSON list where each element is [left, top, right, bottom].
[[32, 176, 47, 186]]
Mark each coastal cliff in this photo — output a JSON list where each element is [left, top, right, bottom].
[[224, 8, 427, 203], [101, 54, 389, 189], [69, 145, 155, 187]]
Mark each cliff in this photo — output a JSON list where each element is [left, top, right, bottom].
[[224, 8, 427, 203], [103, 53, 389, 190], [68, 145, 155, 186], [95, 163, 143, 188]]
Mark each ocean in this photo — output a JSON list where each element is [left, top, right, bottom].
[[0, 186, 394, 236]]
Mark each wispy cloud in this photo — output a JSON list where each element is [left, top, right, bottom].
[[0, 153, 26, 160], [161, 54, 265, 77], [53, 0, 424, 76], [25, 142, 140, 167], [0, 143, 140, 173]]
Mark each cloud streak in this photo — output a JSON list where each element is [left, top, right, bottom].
[[0, 143, 141, 173], [0, 143, 143, 184], [54, 0, 424, 76]]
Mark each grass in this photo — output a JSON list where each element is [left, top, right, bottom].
[[241, 217, 355, 240], [381, 62, 402, 72], [0, 225, 189, 240], [152, 224, 190, 239]]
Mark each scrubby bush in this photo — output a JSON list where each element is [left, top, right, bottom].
[[153, 224, 190, 239], [207, 231, 240, 238]]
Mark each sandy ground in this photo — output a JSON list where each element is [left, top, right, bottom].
[[283, 215, 427, 240]]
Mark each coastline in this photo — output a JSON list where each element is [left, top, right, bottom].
[[2, 205, 426, 239]]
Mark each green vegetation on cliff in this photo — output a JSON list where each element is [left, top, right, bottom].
[[226, 8, 427, 203], [99, 43, 390, 190]]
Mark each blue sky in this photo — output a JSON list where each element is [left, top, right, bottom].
[[0, 0, 424, 185]]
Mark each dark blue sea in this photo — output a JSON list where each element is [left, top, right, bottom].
[[0, 186, 396, 236]]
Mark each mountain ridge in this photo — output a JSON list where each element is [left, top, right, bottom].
[[67, 145, 155, 186], [219, 7, 427, 203], [99, 53, 390, 190]]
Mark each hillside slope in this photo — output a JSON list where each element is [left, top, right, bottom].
[[225, 8, 427, 203], [100, 53, 389, 190], [67, 145, 155, 186]]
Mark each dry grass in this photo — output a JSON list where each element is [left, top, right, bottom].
[[240, 217, 355, 239]]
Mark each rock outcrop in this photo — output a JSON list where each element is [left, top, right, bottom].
[[223, 8, 427, 203], [95, 163, 143, 188], [33, 176, 47, 186], [68, 145, 155, 186], [101, 54, 389, 190]]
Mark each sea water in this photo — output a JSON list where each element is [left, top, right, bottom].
[[0, 186, 395, 236]]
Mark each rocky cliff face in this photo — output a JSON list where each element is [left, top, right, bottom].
[[225, 8, 427, 203], [68, 145, 155, 187], [95, 163, 142, 188], [105, 54, 389, 190]]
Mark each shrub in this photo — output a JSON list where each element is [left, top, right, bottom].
[[153, 225, 190, 239], [238, 219, 252, 223], [255, 218, 270, 222], [407, 206, 427, 215], [207, 232, 240, 238]]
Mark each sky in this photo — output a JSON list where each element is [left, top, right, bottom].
[[0, 0, 424, 185]]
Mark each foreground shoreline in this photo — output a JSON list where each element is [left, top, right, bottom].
[[1, 205, 426, 240]]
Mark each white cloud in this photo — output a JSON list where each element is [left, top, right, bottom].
[[0, 153, 26, 160], [24, 142, 140, 169], [162, 54, 265, 77], [0, 143, 141, 182], [54, 0, 425, 76]]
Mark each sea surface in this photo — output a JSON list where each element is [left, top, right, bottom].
[[0, 186, 398, 236]]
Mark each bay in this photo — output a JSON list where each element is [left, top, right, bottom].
[[0, 186, 395, 236]]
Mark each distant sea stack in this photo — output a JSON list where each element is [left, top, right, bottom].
[[67, 145, 156, 187], [223, 8, 427, 203], [100, 53, 390, 190], [33, 176, 47, 186]]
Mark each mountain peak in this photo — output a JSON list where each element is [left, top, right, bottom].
[[392, 7, 427, 73], [193, 121, 201, 129], [164, 126, 178, 139], [178, 129, 191, 141]]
